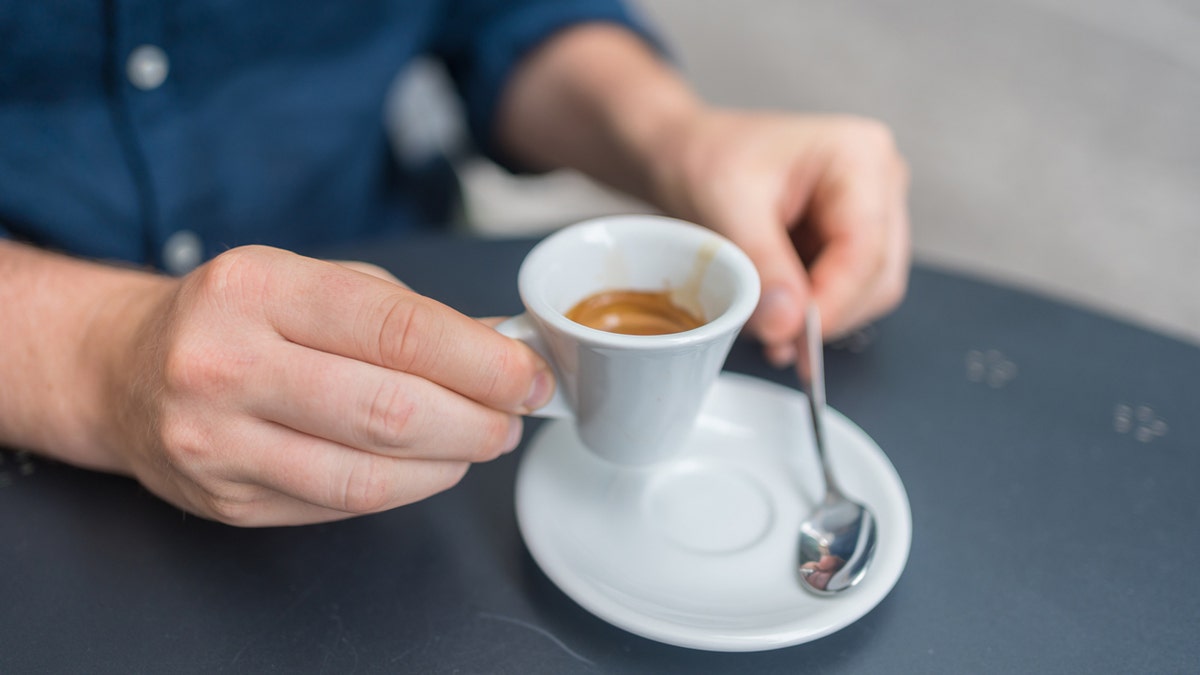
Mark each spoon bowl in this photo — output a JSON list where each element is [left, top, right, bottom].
[[796, 306, 878, 595], [797, 486, 877, 594]]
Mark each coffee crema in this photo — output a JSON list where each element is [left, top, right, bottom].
[[565, 289, 705, 336]]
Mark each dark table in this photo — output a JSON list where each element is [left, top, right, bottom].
[[3, 233, 1197, 673]]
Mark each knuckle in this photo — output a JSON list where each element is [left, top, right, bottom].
[[153, 417, 243, 520], [157, 414, 209, 468], [479, 345, 533, 407], [478, 349, 513, 402], [161, 337, 239, 397], [203, 485, 262, 526], [185, 246, 283, 322], [337, 457, 396, 514], [160, 252, 268, 399], [193, 246, 267, 297], [362, 379, 418, 448], [159, 335, 261, 411], [376, 296, 440, 373]]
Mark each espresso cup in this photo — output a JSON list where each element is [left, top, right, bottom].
[[497, 215, 760, 465]]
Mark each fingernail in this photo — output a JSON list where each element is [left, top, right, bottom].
[[503, 416, 524, 453], [767, 343, 798, 369], [523, 369, 554, 411]]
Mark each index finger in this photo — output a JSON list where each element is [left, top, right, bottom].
[[806, 158, 896, 337], [218, 247, 552, 414]]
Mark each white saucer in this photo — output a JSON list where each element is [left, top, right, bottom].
[[514, 372, 912, 652]]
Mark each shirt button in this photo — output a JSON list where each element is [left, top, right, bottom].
[[126, 44, 170, 91], [163, 230, 203, 276]]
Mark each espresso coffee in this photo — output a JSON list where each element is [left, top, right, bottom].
[[565, 289, 705, 336]]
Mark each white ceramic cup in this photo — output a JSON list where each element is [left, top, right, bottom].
[[497, 215, 760, 466]]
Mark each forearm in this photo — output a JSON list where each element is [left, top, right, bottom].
[[494, 23, 701, 207], [0, 240, 171, 472]]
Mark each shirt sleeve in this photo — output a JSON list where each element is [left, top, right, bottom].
[[430, 0, 664, 173]]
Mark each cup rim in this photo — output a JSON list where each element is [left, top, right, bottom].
[[517, 215, 761, 348]]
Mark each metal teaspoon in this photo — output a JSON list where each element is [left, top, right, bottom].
[[796, 305, 878, 595]]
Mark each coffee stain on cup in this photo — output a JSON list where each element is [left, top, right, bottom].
[[670, 239, 719, 320]]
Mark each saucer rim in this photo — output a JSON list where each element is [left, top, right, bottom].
[[514, 372, 913, 652]]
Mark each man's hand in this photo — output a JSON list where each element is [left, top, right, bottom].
[[647, 111, 911, 364], [114, 246, 554, 526], [0, 243, 553, 526]]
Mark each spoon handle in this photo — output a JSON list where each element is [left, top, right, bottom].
[[798, 305, 839, 502]]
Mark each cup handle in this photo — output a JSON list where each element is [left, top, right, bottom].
[[495, 314, 572, 419]]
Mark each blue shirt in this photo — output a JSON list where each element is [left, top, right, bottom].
[[0, 0, 652, 272]]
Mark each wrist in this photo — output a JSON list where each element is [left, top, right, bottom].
[[609, 80, 706, 209], [496, 23, 703, 203], [78, 270, 176, 474], [633, 104, 721, 220], [0, 242, 177, 472]]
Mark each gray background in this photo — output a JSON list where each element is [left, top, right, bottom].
[[427, 0, 1199, 345]]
